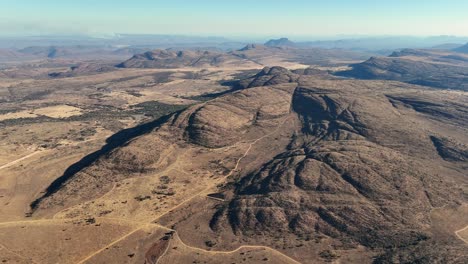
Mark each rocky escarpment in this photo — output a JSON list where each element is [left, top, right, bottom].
[[336, 56, 468, 91], [116, 49, 251, 68], [209, 84, 465, 250], [183, 85, 294, 148], [219, 142, 441, 246], [237, 67, 299, 89], [205, 69, 468, 262], [236, 66, 329, 89]]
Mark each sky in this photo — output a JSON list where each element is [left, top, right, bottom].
[[1, 0, 468, 38]]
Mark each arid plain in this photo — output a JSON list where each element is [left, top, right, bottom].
[[0, 42, 467, 263]]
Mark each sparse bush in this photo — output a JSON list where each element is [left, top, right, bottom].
[[205, 240, 216, 247], [134, 195, 151, 201], [85, 218, 96, 224], [159, 175, 171, 184], [319, 250, 339, 261], [152, 188, 175, 196]]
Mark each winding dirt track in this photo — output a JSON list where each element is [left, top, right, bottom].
[[1, 110, 466, 263], [165, 233, 302, 264], [0, 117, 302, 263], [455, 225, 468, 244], [75, 117, 302, 264], [0, 151, 43, 170]]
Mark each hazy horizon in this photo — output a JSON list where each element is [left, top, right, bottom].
[[2, 33, 468, 41], [2, 0, 468, 37]]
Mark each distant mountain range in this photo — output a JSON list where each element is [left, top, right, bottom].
[[0, 45, 151, 61], [117, 44, 372, 69], [260, 36, 468, 54], [336, 48, 468, 91], [2, 35, 468, 52]]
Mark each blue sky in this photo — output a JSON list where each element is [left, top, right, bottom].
[[1, 0, 468, 37]]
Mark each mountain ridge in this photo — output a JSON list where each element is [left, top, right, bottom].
[[31, 67, 468, 263], [336, 54, 468, 91]]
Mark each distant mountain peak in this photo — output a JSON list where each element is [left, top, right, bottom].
[[264, 37, 295, 47]]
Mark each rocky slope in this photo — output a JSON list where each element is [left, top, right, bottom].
[[32, 67, 468, 263], [235, 66, 329, 89]]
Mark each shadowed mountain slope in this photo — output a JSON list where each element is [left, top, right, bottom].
[[32, 67, 468, 263], [336, 56, 468, 91]]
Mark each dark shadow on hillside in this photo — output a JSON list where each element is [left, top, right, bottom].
[[29, 78, 252, 213], [30, 111, 182, 212], [180, 80, 245, 102]]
